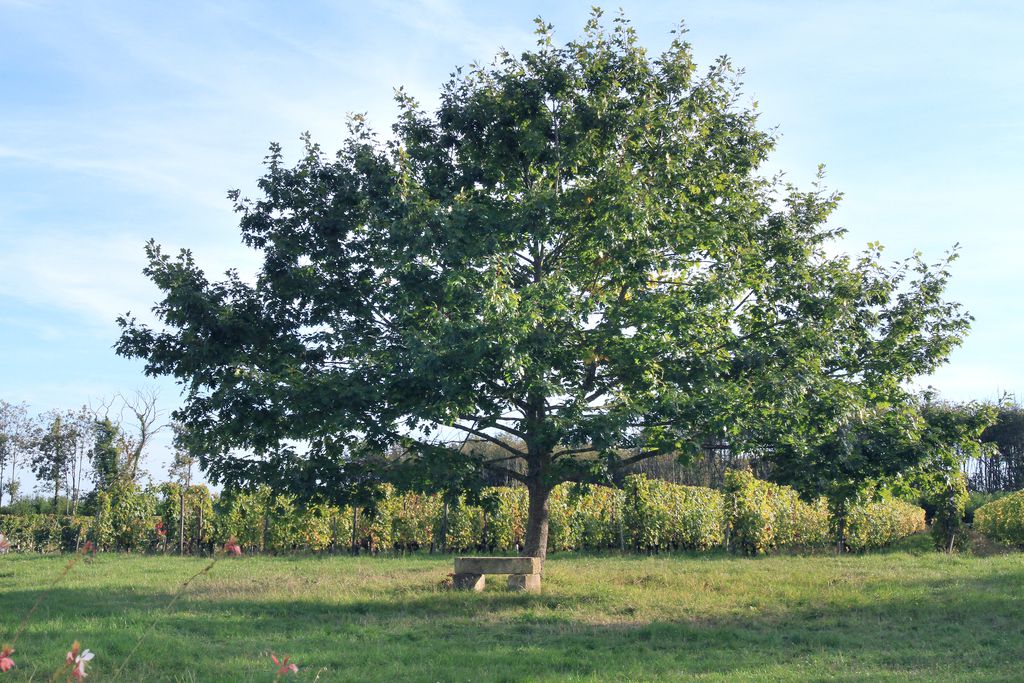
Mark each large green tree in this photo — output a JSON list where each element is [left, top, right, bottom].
[[89, 417, 124, 490], [767, 395, 996, 551], [30, 411, 79, 507], [117, 13, 969, 558]]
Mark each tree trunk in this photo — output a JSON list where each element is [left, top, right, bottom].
[[197, 505, 204, 553], [834, 501, 847, 554], [522, 481, 551, 561], [179, 488, 186, 556], [261, 510, 269, 553], [438, 501, 449, 553], [350, 507, 358, 554], [73, 444, 85, 515]]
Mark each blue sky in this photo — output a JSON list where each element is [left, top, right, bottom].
[[1, 0, 1022, 482]]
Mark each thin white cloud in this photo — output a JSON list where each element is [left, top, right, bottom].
[[381, 0, 535, 60], [0, 231, 155, 333], [0, 0, 47, 8]]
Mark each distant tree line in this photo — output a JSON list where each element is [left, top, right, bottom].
[[969, 404, 1024, 492], [0, 391, 164, 513], [622, 401, 1024, 497]]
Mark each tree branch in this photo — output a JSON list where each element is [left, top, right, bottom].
[[613, 447, 673, 468], [459, 416, 527, 440], [732, 289, 756, 313], [480, 460, 529, 484], [552, 445, 598, 458], [447, 422, 528, 457]]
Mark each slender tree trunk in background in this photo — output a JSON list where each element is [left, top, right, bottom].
[[73, 443, 85, 515], [523, 480, 551, 562], [438, 501, 449, 553], [618, 502, 626, 552], [261, 510, 269, 553], [68, 453, 76, 514], [350, 507, 358, 554], [179, 487, 186, 556], [834, 500, 847, 554], [67, 454, 74, 515]]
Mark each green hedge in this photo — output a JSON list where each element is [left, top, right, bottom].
[[157, 483, 216, 552], [974, 490, 1024, 546], [844, 495, 927, 552], [432, 480, 722, 552], [0, 514, 91, 553], [623, 476, 724, 551], [483, 486, 528, 550], [965, 491, 1010, 525], [98, 481, 159, 550], [722, 470, 927, 554], [208, 476, 921, 555], [0, 513, 163, 554], [0, 474, 928, 555], [214, 488, 347, 553], [723, 469, 831, 554]]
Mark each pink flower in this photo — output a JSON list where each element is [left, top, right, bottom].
[[0, 533, 10, 554], [224, 537, 242, 557], [271, 654, 298, 676], [65, 642, 93, 680], [0, 645, 14, 672]]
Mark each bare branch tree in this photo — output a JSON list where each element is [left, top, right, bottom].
[[111, 389, 165, 483]]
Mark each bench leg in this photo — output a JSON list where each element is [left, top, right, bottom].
[[453, 573, 485, 591], [508, 573, 541, 593]]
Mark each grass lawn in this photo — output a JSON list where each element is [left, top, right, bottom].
[[1, 536, 1022, 682]]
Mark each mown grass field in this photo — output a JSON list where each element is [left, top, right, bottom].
[[1, 536, 1022, 682]]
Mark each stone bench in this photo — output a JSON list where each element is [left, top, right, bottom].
[[453, 556, 542, 593]]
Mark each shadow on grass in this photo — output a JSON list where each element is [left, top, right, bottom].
[[2, 559, 1023, 682]]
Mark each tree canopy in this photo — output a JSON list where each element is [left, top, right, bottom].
[[116, 11, 970, 557]]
